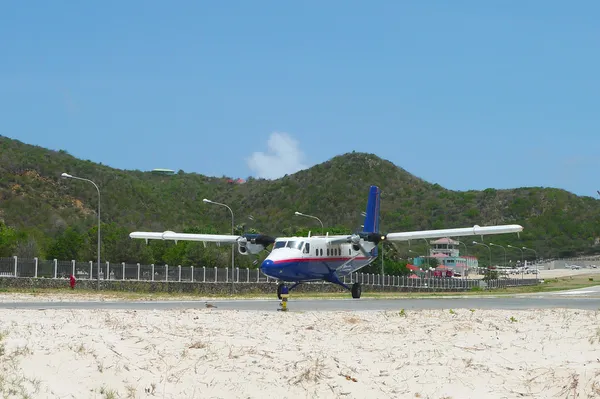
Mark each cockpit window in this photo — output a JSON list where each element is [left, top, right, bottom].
[[273, 241, 304, 250], [285, 241, 304, 250]]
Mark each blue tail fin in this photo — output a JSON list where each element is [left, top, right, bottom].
[[362, 186, 380, 233]]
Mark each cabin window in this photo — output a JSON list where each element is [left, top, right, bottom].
[[303, 243, 310, 254], [274, 241, 286, 249]]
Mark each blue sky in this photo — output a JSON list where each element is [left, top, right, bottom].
[[1, 1, 598, 197]]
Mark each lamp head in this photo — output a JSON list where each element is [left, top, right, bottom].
[[202, 199, 212, 204], [472, 241, 478, 244], [294, 211, 303, 216], [61, 172, 72, 179]]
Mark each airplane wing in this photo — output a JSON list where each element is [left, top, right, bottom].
[[385, 224, 523, 242], [129, 231, 241, 244]]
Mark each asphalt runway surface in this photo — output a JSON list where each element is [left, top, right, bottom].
[[1, 286, 599, 311]]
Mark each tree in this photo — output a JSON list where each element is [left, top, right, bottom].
[[46, 227, 84, 260], [0, 221, 18, 257]]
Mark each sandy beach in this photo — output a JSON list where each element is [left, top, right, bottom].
[[1, 307, 599, 399]]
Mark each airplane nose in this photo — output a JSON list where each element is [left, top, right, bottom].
[[260, 259, 274, 273]]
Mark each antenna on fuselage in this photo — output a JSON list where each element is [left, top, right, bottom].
[[308, 231, 311, 237]]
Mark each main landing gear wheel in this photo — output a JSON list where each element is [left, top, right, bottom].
[[351, 283, 362, 299]]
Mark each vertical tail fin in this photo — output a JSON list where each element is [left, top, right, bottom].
[[362, 186, 380, 233]]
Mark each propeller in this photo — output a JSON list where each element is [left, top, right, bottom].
[[348, 233, 386, 257]]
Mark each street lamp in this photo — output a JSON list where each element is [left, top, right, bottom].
[[294, 211, 324, 235], [523, 246, 539, 281], [507, 244, 525, 279], [522, 246, 538, 262], [203, 198, 235, 294], [473, 241, 492, 271], [489, 243, 507, 268], [507, 245, 524, 265], [61, 173, 101, 290], [455, 240, 469, 278]]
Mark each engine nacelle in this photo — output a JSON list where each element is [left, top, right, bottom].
[[237, 241, 265, 255], [236, 234, 275, 255]]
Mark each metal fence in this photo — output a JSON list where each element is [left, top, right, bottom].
[[0, 256, 539, 289]]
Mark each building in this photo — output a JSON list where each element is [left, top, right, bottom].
[[412, 237, 478, 276]]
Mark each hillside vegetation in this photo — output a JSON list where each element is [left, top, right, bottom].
[[1, 135, 599, 273]]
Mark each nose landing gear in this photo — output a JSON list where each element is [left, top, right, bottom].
[[277, 283, 289, 311]]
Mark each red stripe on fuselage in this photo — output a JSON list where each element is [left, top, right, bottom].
[[272, 257, 370, 264]]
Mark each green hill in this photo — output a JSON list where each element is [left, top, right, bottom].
[[1, 135, 599, 272]]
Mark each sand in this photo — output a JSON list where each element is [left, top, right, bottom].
[[1, 307, 599, 398]]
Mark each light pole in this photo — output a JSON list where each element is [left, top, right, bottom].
[[523, 246, 539, 280], [203, 199, 235, 294], [422, 238, 431, 270], [61, 173, 101, 290], [489, 243, 507, 268], [473, 241, 492, 272], [294, 211, 324, 235], [456, 240, 469, 278], [507, 244, 525, 279], [522, 246, 538, 263]]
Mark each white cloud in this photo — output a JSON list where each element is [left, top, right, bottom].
[[247, 132, 308, 179]]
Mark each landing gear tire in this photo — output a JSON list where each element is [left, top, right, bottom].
[[351, 283, 362, 299], [277, 283, 286, 300]]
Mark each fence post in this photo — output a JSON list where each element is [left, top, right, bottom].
[[191, 266, 194, 282], [122, 262, 125, 281], [165, 265, 169, 281], [214, 267, 217, 282], [54, 259, 57, 279], [137, 263, 140, 281], [246, 268, 249, 283], [72, 260, 76, 277], [13, 256, 17, 277], [34, 257, 38, 278], [89, 261, 92, 279], [236, 267, 239, 283], [178, 265, 181, 282], [151, 264, 155, 281], [226, 267, 229, 283], [107, 261, 110, 280], [256, 268, 260, 283]]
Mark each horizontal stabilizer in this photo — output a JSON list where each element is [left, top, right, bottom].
[[385, 224, 523, 242]]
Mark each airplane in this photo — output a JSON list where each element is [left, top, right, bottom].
[[129, 186, 523, 299]]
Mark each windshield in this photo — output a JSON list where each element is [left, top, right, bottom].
[[273, 240, 304, 250], [286, 241, 304, 250]]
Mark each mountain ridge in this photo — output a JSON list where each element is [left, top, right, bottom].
[[1, 135, 599, 267]]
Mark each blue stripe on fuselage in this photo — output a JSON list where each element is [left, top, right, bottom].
[[260, 257, 372, 282]]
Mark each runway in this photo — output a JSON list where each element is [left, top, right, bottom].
[[1, 286, 599, 311]]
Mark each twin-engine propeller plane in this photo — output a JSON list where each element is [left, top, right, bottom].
[[129, 186, 523, 299]]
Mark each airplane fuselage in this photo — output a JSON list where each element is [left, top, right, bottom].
[[260, 236, 377, 282]]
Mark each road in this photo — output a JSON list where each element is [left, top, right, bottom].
[[1, 286, 599, 311]]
